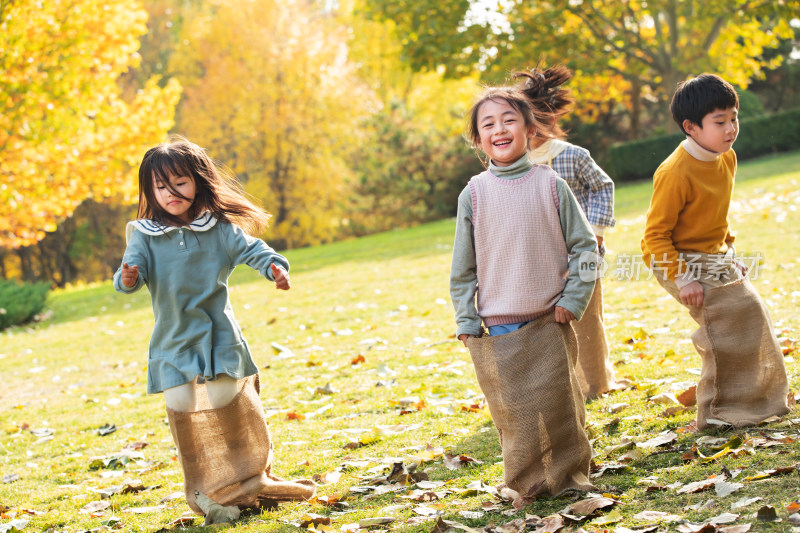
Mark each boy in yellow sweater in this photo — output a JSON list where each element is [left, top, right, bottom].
[[641, 73, 789, 430]]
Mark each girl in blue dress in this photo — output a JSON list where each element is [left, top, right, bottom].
[[114, 136, 314, 520]]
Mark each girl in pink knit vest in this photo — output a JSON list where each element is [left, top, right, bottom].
[[449, 82, 598, 504]]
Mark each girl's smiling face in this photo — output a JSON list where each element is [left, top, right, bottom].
[[477, 98, 535, 167], [153, 174, 196, 224]]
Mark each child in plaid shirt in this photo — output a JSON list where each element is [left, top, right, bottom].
[[516, 64, 624, 398]]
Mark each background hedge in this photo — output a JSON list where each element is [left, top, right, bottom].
[[0, 279, 50, 330], [605, 107, 800, 183]]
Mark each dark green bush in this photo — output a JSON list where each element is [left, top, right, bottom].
[[607, 108, 800, 183], [736, 88, 765, 118], [0, 279, 50, 330]]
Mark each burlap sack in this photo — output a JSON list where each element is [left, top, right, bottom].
[[653, 256, 789, 430], [466, 315, 594, 497], [573, 280, 619, 398], [167, 375, 316, 514], [690, 279, 790, 429]]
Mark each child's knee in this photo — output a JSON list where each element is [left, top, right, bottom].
[[206, 374, 238, 408], [164, 380, 198, 412]]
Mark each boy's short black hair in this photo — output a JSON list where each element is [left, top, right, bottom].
[[670, 74, 739, 135]]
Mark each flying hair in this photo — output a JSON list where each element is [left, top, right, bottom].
[[513, 63, 575, 141], [137, 135, 271, 235]]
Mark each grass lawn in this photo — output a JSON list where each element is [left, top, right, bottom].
[[1, 151, 799, 532]]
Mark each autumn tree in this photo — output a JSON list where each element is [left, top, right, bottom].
[[0, 0, 181, 251], [343, 0, 483, 232], [362, 0, 799, 138], [503, 0, 798, 136], [167, 0, 367, 249]]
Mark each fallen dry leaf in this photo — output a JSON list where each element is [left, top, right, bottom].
[[649, 392, 679, 405], [709, 512, 739, 525], [80, 500, 111, 514], [358, 517, 395, 527], [678, 386, 698, 406], [756, 505, 778, 522], [676, 522, 717, 533], [565, 496, 616, 517], [166, 517, 196, 528], [632, 510, 681, 522], [745, 464, 797, 481], [125, 504, 167, 513], [413, 505, 441, 517], [715, 480, 743, 497], [538, 514, 565, 533], [160, 491, 184, 503], [590, 462, 633, 478], [588, 508, 622, 526], [731, 497, 762, 510], [718, 525, 751, 533], [638, 430, 677, 448], [661, 405, 693, 417], [0, 519, 28, 531], [300, 513, 332, 529], [443, 454, 483, 471], [430, 517, 483, 533], [677, 474, 725, 494]]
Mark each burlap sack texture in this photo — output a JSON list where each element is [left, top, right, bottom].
[[167, 375, 316, 515], [572, 280, 621, 398], [653, 254, 790, 430], [689, 278, 790, 429], [467, 315, 594, 498]]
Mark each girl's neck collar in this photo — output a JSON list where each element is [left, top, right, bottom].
[[132, 211, 217, 235], [489, 154, 532, 177]]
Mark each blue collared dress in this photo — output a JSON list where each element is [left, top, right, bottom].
[[113, 213, 288, 394]]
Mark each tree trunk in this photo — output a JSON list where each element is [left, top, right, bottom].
[[16, 247, 35, 283], [662, 68, 685, 133], [629, 78, 642, 140]]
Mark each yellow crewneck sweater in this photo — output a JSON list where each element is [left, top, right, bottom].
[[641, 141, 736, 281]]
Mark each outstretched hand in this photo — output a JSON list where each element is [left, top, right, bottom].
[[121, 263, 139, 288], [554, 306, 576, 324], [271, 263, 290, 290]]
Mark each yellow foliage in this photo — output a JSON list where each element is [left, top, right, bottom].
[[510, 0, 799, 127], [169, 0, 370, 248], [0, 0, 181, 249]]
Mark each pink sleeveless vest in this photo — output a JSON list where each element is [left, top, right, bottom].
[[470, 166, 568, 326]]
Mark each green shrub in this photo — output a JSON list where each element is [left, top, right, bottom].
[[0, 279, 50, 330], [736, 88, 765, 118], [607, 108, 800, 183]]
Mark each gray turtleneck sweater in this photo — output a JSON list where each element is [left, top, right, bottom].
[[449, 155, 598, 337]]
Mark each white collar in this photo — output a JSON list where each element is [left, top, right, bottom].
[[682, 136, 720, 162], [127, 212, 217, 241], [528, 139, 570, 165]]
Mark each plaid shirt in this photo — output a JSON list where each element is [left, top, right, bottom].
[[548, 144, 615, 230]]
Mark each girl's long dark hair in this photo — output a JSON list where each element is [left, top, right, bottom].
[[513, 63, 575, 140], [137, 136, 271, 234]]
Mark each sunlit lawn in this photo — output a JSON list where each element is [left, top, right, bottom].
[[1, 151, 799, 532]]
